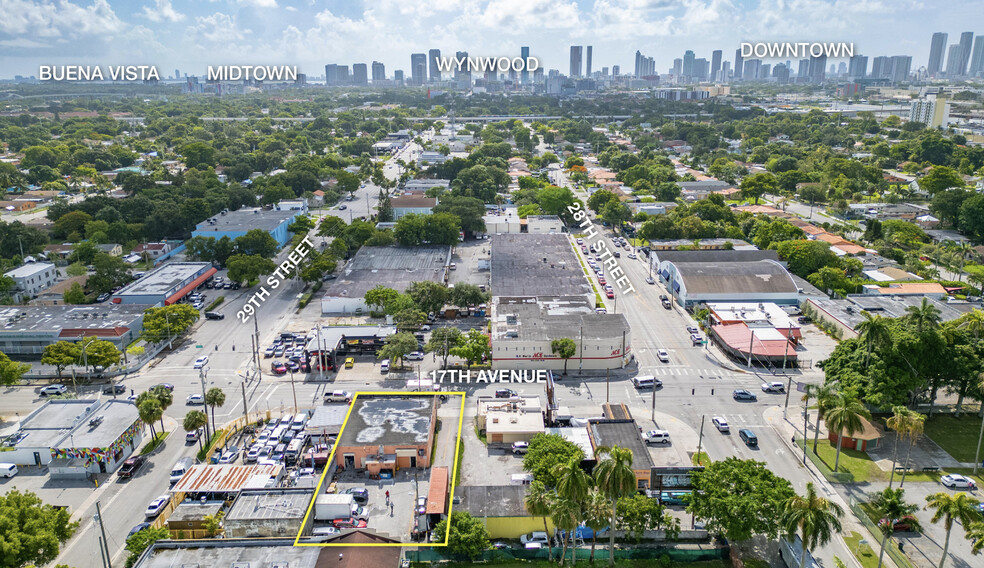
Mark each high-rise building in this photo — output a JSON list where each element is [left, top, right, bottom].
[[672, 58, 682, 77], [848, 55, 868, 80], [611, 65, 619, 77], [829, 64, 836, 76], [710, 50, 722, 81], [958, 31, 974, 76], [946, 44, 964, 76], [682, 50, 695, 79], [454, 51, 468, 83], [394, 70, 404, 83], [634, 51, 655, 77], [759, 63, 771, 79], [734, 48, 744, 80], [352, 63, 368, 85], [774, 63, 790, 84], [808, 55, 827, 83], [742, 59, 760, 80], [910, 90, 949, 128], [371, 61, 385, 81], [797, 59, 809, 79], [586, 46, 593, 76], [411, 53, 426, 85], [837, 62, 847, 75], [325, 64, 338, 85], [928, 32, 948, 77], [890, 56, 912, 83], [870, 56, 887, 79], [570, 46, 583, 77], [521, 46, 530, 84], [428, 49, 442, 81], [694, 58, 708, 81], [337, 65, 349, 84], [718, 61, 731, 82], [174, 68, 180, 80], [970, 36, 984, 77]]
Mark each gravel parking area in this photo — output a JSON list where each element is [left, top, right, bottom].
[[334, 470, 428, 542]]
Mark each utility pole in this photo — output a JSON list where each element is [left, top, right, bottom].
[[651, 380, 657, 423], [164, 312, 173, 350], [606, 368, 610, 403], [199, 367, 210, 442], [783, 376, 793, 419], [695, 415, 705, 466], [316, 325, 325, 382], [289, 368, 298, 413], [621, 331, 626, 369], [95, 501, 112, 568], [253, 315, 262, 383], [98, 536, 109, 568], [241, 381, 248, 425], [578, 324, 584, 376]]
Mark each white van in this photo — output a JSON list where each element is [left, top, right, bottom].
[[290, 414, 307, 431], [0, 463, 18, 478], [632, 376, 658, 389], [380, 359, 390, 373], [169, 457, 193, 484]]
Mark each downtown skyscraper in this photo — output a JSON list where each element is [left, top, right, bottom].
[[570, 46, 583, 77], [428, 49, 442, 82], [928, 32, 948, 76], [410, 53, 426, 85]]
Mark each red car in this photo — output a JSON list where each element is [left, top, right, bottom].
[[332, 517, 368, 529], [598, 277, 607, 285], [272, 361, 287, 375], [606, 290, 614, 299]]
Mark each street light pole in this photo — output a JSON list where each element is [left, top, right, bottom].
[[289, 368, 298, 413], [95, 501, 112, 568], [199, 367, 210, 441]]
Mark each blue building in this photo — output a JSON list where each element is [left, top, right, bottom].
[[191, 208, 298, 248]]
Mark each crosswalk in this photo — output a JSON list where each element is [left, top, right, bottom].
[[640, 367, 735, 378]]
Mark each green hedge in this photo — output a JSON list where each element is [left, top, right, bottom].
[[298, 293, 313, 309], [197, 428, 224, 462], [205, 297, 224, 312]]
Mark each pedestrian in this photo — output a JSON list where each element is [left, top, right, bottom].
[[390, 502, 394, 516]]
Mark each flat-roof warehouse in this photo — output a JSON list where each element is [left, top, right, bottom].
[[112, 262, 215, 306], [321, 245, 450, 314], [490, 234, 592, 299], [0, 303, 149, 356]]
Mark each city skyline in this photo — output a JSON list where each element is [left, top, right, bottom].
[[1, 0, 983, 79]]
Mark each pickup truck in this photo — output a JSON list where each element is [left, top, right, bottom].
[[117, 455, 146, 478]]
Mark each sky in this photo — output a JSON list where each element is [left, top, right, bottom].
[[0, 0, 980, 79]]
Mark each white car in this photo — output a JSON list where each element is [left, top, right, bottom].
[[627, 253, 637, 259], [245, 445, 262, 463], [186, 394, 204, 405], [406, 351, 425, 361], [521, 531, 550, 545], [193, 356, 209, 369], [39, 384, 68, 396], [657, 349, 669, 362], [145, 495, 170, 518], [940, 474, 976, 489], [712, 417, 730, 433]]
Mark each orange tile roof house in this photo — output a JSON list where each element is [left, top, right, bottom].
[[862, 282, 947, 299]]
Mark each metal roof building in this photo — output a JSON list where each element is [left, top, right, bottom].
[[111, 262, 215, 306], [660, 259, 800, 307], [170, 464, 284, 495]]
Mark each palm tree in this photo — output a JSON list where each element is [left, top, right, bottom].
[[137, 397, 162, 440], [898, 411, 926, 488], [782, 482, 844, 568], [925, 492, 983, 568], [204, 387, 226, 437], [183, 410, 208, 451], [551, 497, 581, 566], [886, 406, 922, 488], [554, 459, 591, 504], [966, 521, 984, 555], [824, 392, 871, 472], [809, 384, 837, 455], [856, 311, 893, 368], [957, 309, 984, 339], [593, 446, 637, 567], [524, 481, 555, 561], [583, 489, 610, 563], [905, 297, 942, 333], [149, 385, 173, 435], [871, 488, 920, 568]]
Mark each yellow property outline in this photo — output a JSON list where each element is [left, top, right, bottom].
[[293, 391, 466, 547]]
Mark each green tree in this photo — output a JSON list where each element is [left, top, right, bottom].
[[433, 195, 486, 235], [203, 511, 225, 537], [88, 253, 131, 294], [523, 481, 555, 561], [774, 240, 839, 278], [77, 336, 122, 373], [807, 266, 848, 296], [142, 304, 201, 345], [448, 283, 489, 309], [593, 445, 637, 567], [616, 493, 678, 543], [149, 384, 173, 434], [0, 351, 30, 386], [406, 281, 449, 315], [919, 166, 964, 194], [138, 396, 162, 439], [377, 331, 418, 367], [183, 410, 208, 451], [587, 189, 618, 213], [63, 281, 87, 304], [393, 308, 427, 332], [205, 387, 226, 437], [886, 406, 922, 488], [364, 285, 400, 312], [550, 338, 577, 375], [601, 200, 632, 233], [180, 141, 215, 169], [584, 489, 611, 562], [377, 189, 393, 222], [967, 521, 984, 555], [740, 172, 778, 204], [226, 254, 277, 283], [65, 262, 87, 277], [687, 457, 795, 543], [425, 327, 463, 368], [856, 312, 893, 368], [124, 526, 169, 568], [449, 328, 490, 367], [824, 392, 871, 472], [0, 489, 79, 568], [432, 511, 490, 559], [522, 433, 584, 488], [905, 297, 942, 333], [871, 488, 920, 568], [552, 496, 581, 566], [41, 341, 78, 378], [782, 482, 844, 568], [233, 229, 279, 258], [924, 492, 982, 568]]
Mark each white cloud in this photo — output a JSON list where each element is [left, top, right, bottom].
[[0, 0, 125, 39], [238, 0, 278, 7], [187, 12, 248, 45], [284, 5, 296, 11], [0, 37, 50, 48], [140, 0, 185, 23]]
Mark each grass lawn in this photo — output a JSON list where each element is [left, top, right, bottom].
[[692, 451, 712, 466], [796, 438, 945, 484], [843, 531, 879, 568], [923, 414, 983, 463], [140, 431, 169, 455]]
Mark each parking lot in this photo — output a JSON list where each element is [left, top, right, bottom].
[[448, 240, 490, 289], [331, 468, 429, 542]]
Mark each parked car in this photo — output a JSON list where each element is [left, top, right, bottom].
[[646, 276, 655, 285], [272, 361, 288, 375], [416, 496, 428, 515], [127, 522, 151, 538], [712, 417, 730, 433], [185, 428, 203, 444], [883, 515, 920, 532], [332, 517, 367, 529], [264, 346, 276, 358], [245, 445, 262, 463], [406, 351, 424, 361], [733, 389, 758, 402], [521, 531, 551, 545], [186, 394, 205, 405], [797, 316, 813, 324], [103, 383, 125, 395], [941, 474, 976, 489], [512, 441, 529, 454], [117, 456, 146, 478], [152, 383, 174, 391], [324, 390, 352, 403], [643, 430, 671, 445], [344, 357, 355, 369], [39, 384, 68, 396], [344, 487, 369, 505], [193, 356, 209, 369], [145, 495, 170, 518], [218, 446, 240, 464], [96, 293, 111, 302], [495, 388, 518, 398]]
